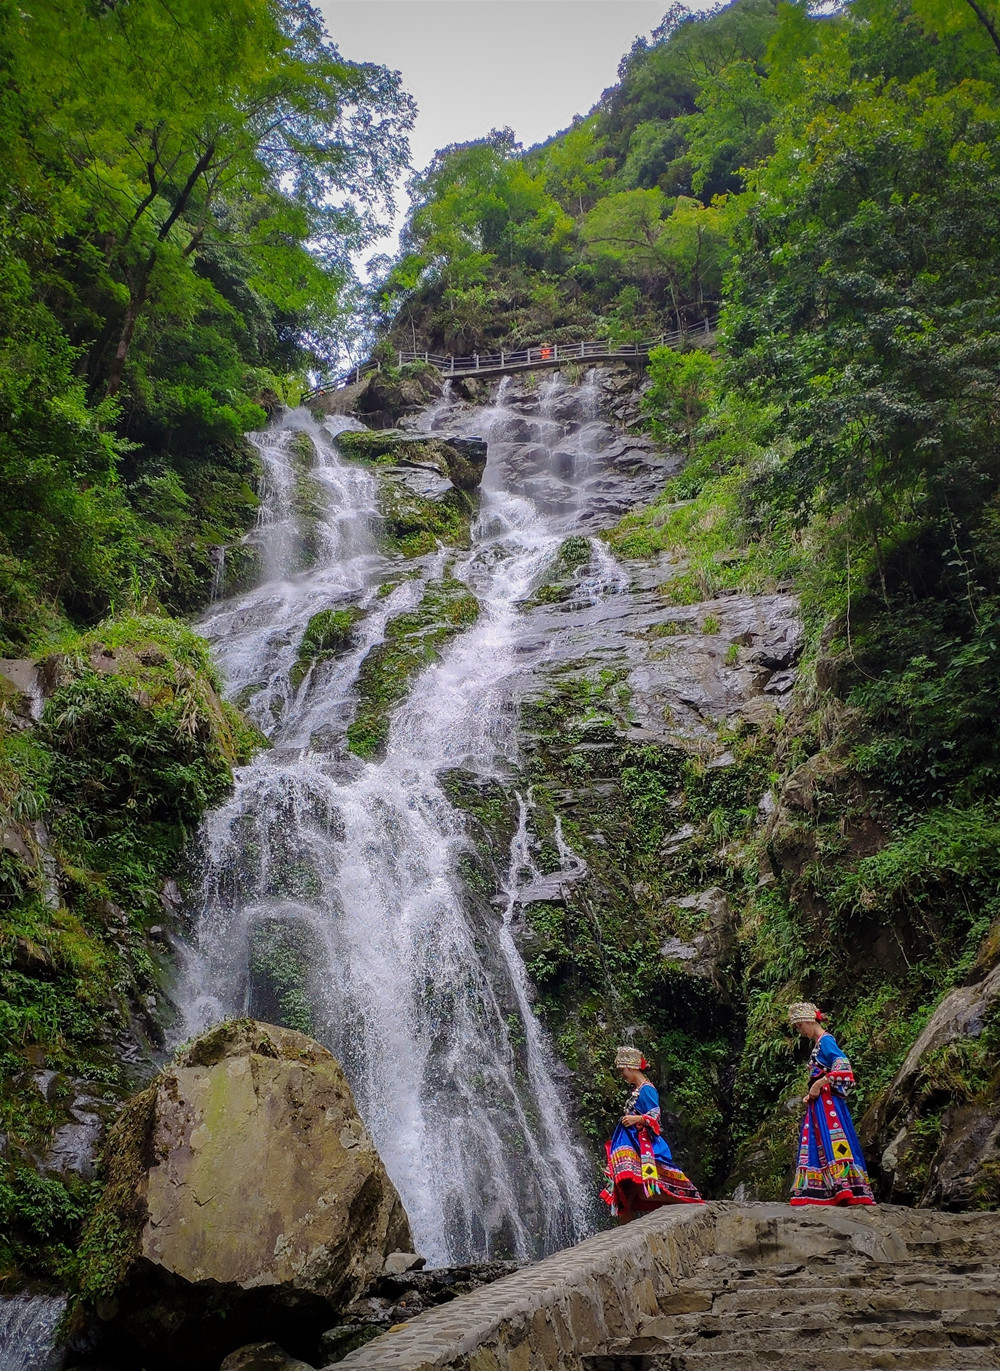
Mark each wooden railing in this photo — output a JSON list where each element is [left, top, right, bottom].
[[303, 315, 716, 401]]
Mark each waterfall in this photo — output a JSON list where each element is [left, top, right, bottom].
[[0, 1295, 67, 1371], [177, 376, 637, 1265]]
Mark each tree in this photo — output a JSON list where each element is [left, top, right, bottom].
[[537, 119, 613, 215], [581, 189, 670, 289], [401, 130, 572, 287], [581, 190, 728, 318], [644, 347, 720, 456], [14, 0, 414, 394], [0, 0, 414, 638]]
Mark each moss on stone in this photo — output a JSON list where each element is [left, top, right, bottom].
[[75, 1084, 158, 1306], [289, 607, 365, 690], [376, 478, 473, 558], [525, 536, 595, 607], [0, 614, 264, 1286], [347, 576, 479, 758], [335, 430, 486, 559]]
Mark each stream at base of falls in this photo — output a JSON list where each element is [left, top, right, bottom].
[[175, 373, 657, 1266]]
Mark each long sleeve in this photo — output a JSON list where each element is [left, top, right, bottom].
[[635, 1083, 663, 1132], [814, 1033, 855, 1095]]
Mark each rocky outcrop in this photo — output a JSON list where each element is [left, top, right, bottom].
[[79, 1020, 411, 1370], [334, 430, 487, 557], [661, 887, 737, 1001], [318, 1259, 518, 1363], [862, 938, 1000, 1207]]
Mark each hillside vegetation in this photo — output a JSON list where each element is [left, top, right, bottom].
[[0, 0, 412, 648], [375, 0, 1000, 1204]]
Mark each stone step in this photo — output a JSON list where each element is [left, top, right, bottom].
[[678, 1260, 1000, 1291], [644, 1308, 997, 1340], [657, 1320, 999, 1353], [694, 1283, 999, 1316], [582, 1347, 1000, 1371]]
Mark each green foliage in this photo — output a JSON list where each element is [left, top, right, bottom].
[[643, 347, 719, 454], [605, 387, 801, 600], [290, 607, 364, 690], [248, 919, 316, 1035], [0, 1167, 96, 1281], [0, 0, 413, 640]]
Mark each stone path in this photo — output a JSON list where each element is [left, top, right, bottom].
[[327, 1203, 1000, 1371], [585, 1211, 1000, 1369]]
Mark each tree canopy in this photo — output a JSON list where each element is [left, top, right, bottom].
[[0, 0, 413, 647]]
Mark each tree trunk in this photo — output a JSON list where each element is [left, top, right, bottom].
[[104, 250, 156, 398]]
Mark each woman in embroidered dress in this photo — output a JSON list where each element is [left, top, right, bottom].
[[600, 1046, 703, 1221], [788, 1002, 876, 1207]]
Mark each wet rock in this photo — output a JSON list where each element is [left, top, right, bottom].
[[660, 888, 736, 1000], [159, 878, 182, 911], [381, 462, 454, 502], [80, 1020, 411, 1370], [220, 1343, 316, 1371], [334, 430, 486, 493], [0, 656, 45, 727], [319, 1260, 519, 1362], [41, 1085, 113, 1182], [383, 1253, 426, 1276]]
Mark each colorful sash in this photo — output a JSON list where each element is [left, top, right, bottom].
[[638, 1120, 663, 1197]]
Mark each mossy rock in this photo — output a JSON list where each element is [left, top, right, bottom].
[[289, 607, 365, 691], [377, 478, 474, 558], [0, 614, 267, 1286], [336, 431, 487, 492], [347, 576, 479, 758], [525, 536, 595, 607]]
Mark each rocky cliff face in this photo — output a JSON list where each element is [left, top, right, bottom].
[[76, 1020, 411, 1370], [368, 363, 1000, 1211]]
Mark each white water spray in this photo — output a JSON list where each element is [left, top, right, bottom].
[[178, 380, 637, 1263]]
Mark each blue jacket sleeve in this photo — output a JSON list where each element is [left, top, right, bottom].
[[636, 1083, 661, 1119]]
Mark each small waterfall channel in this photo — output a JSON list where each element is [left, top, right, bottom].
[[0, 1295, 67, 1371], [177, 374, 634, 1265]]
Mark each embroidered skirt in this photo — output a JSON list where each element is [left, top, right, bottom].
[[600, 1138, 703, 1215], [791, 1089, 876, 1206]]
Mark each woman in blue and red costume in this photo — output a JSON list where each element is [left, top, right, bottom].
[[600, 1045, 703, 1221], [788, 1002, 876, 1207]]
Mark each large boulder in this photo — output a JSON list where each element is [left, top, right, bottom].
[[79, 1021, 411, 1370], [861, 940, 1000, 1206]]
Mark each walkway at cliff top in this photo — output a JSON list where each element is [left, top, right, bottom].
[[327, 1201, 1000, 1371], [303, 319, 717, 400]]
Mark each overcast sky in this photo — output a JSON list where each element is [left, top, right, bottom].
[[320, 0, 718, 257]]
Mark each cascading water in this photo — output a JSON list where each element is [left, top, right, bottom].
[[0, 1295, 67, 1371], [177, 373, 641, 1264]]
